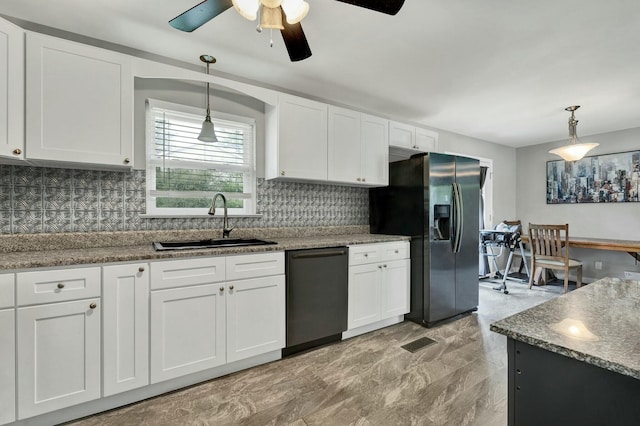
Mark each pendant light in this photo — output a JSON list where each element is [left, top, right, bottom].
[[549, 106, 599, 162], [198, 55, 218, 143]]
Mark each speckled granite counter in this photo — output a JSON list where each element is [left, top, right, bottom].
[[0, 226, 409, 271], [490, 277, 640, 380]]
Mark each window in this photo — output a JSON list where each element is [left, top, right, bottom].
[[146, 99, 256, 216]]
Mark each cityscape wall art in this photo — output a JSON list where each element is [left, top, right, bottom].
[[547, 150, 640, 204]]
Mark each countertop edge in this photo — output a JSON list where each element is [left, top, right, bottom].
[[0, 233, 410, 271]]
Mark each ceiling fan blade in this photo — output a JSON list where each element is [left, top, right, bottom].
[[335, 0, 405, 15], [169, 0, 233, 32], [280, 11, 312, 62]]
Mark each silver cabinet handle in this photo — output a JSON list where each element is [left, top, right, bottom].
[[57, 283, 65, 289], [13, 148, 22, 155], [123, 158, 130, 164], [229, 285, 234, 290], [89, 303, 97, 309], [138, 266, 145, 272], [220, 286, 224, 292], [281, 171, 285, 176]]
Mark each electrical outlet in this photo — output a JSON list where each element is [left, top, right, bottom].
[[595, 261, 603, 270]]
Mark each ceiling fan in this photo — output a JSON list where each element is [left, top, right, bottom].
[[169, 0, 406, 62]]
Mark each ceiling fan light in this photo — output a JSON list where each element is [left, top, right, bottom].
[[261, 6, 284, 29], [282, 0, 309, 24], [261, 0, 283, 8], [232, 0, 260, 21]]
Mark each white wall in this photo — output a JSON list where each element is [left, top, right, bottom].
[[438, 129, 517, 227], [516, 126, 640, 280]]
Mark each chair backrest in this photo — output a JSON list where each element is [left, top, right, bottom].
[[528, 223, 569, 261]]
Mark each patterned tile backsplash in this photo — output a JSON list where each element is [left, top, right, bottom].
[[0, 165, 369, 234]]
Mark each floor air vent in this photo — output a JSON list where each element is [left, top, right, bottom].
[[401, 336, 437, 353]]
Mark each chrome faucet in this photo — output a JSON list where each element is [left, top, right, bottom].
[[208, 192, 233, 238]]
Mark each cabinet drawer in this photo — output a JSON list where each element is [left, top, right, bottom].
[[17, 267, 100, 305], [349, 244, 383, 266], [0, 274, 14, 309], [150, 257, 225, 290], [225, 252, 284, 281], [379, 241, 410, 261]]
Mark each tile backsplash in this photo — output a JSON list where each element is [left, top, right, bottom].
[[0, 165, 369, 234]]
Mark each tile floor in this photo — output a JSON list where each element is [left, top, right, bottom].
[[68, 280, 562, 426]]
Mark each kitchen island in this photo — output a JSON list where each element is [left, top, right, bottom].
[[490, 277, 640, 425]]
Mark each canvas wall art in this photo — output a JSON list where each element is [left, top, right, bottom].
[[547, 150, 640, 203]]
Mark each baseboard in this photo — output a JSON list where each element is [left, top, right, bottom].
[[342, 315, 405, 340]]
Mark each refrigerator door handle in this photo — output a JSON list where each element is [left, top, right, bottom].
[[452, 183, 464, 253]]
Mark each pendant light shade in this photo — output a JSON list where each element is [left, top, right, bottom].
[[232, 0, 260, 21], [261, 6, 284, 29], [281, 0, 309, 23], [549, 106, 599, 162], [198, 55, 218, 143]]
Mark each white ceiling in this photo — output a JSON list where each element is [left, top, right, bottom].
[[2, 0, 640, 147]]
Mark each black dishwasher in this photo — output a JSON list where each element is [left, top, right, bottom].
[[283, 247, 348, 356]]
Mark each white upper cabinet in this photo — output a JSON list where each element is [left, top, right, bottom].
[[0, 17, 24, 162], [328, 107, 388, 186], [25, 32, 134, 169], [389, 120, 439, 155], [265, 93, 328, 181]]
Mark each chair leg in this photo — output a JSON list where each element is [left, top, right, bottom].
[[529, 259, 535, 289], [577, 266, 582, 289], [563, 267, 569, 293]]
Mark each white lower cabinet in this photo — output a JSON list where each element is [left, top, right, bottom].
[[150, 252, 285, 384], [0, 273, 15, 426], [347, 242, 410, 331], [17, 298, 101, 419], [150, 283, 226, 383], [103, 263, 149, 396], [226, 274, 285, 363]]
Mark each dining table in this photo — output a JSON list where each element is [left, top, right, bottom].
[[520, 235, 640, 284]]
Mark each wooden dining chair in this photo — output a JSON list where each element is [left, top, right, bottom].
[[528, 223, 582, 293]]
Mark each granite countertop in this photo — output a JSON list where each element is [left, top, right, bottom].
[[0, 227, 410, 271], [490, 277, 640, 380]]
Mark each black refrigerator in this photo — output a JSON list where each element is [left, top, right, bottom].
[[370, 153, 480, 327]]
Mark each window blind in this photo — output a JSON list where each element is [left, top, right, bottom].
[[146, 101, 256, 215]]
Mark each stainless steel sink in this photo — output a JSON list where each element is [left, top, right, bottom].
[[152, 238, 277, 251]]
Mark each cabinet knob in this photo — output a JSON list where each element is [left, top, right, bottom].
[[229, 285, 234, 290], [395, 250, 399, 254], [357, 178, 361, 182], [13, 148, 22, 155], [383, 264, 387, 268], [138, 266, 145, 272], [89, 303, 97, 309], [378, 265, 382, 269], [123, 158, 130, 164], [57, 283, 65, 289], [362, 178, 366, 182], [364, 253, 368, 257], [280, 171, 285, 176], [220, 286, 225, 292]]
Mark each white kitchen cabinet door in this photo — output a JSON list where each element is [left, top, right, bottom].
[[0, 308, 15, 426], [328, 106, 361, 184], [25, 32, 133, 168], [348, 263, 382, 329], [415, 127, 439, 152], [17, 298, 101, 419], [150, 284, 225, 383], [389, 121, 415, 150], [0, 17, 24, 162], [266, 94, 327, 181], [103, 263, 149, 397], [381, 259, 410, 318], [226, 275, 285, 363], [361, 114, 389, 186]]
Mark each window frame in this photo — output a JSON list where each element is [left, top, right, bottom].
[[145, 99, 257, 217]]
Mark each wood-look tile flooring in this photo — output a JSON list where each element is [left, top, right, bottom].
[[69, 281, 563, 426]]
